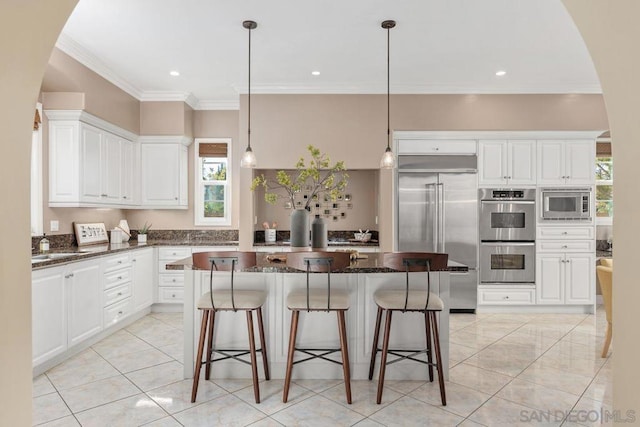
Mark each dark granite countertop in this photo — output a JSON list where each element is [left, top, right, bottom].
[[596, 250, 613, 258], [253, 240, 379, 248], [168, 253, 468, 273], [31, 240, 239, 270]]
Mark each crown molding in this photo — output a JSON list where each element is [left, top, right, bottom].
[[233, 82, 603, 95], [139, 91, 200, 110], [393, 130, 605, 141], [55, 33, 144, 99], [196, 100, 240, 110], [44, 109, 138, 141], [138, 135, 193, 146]]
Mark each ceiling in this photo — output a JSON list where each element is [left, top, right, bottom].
[[57, 0, 601, 109]]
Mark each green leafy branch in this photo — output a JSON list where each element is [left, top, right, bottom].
[[251, 145, 348, 210]]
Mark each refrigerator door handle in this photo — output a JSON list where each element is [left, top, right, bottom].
[[437, 182, 445, 253], [425, 183, 438, 252]]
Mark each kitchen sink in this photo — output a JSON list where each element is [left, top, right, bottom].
[[31, 252, 88, 263]]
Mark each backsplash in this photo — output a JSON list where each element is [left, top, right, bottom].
[[32, 230, 239, 250], [254, 230, 379, 243]]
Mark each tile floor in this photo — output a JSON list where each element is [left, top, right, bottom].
[[33, 309, 613, 426]]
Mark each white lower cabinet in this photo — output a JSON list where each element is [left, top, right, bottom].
[[157, 247, 191, 304], [132, 247, 154, 311], [478, 286, 536, 305], [32, 266, 67, 366], [536, 252, 595, 305], [67, 260, 103, 347]]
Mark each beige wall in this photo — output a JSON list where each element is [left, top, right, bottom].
[[564, 0, 640, 417], [1, 2, 78, 424], [140, 101, 186, 135], [125, 110, 241, 231], [42, 48, 139, 133], [238, 93, 609, 250], [253, 169, 378, 232], [243, 94, 608, 170], [42, 91, 85, 109]]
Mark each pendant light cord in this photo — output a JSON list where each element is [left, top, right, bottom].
[[386, 25, 390, 150], [247, 24, 252, 150]]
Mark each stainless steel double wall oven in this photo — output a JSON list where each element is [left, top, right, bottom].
[[479, 189, 536, 285]]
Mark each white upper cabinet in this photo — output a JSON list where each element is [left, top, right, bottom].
[[140, 136, 191, 209], [479, 140, 536, 187], [46, 110, 137, 208], [537, 140, 595, 185]]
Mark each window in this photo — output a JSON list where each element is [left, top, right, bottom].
[[194, 138, 231, 226], [595, 141, 613, 224]]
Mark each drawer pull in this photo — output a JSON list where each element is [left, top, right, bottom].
[[117, 292, 122, 296], [132, 259, 136, 262], [118, 311, 123, 315], [118, 260, 122, 264], [562, 232, 568, 235], [117, 276, 122, 280], [562, 245, 568, 249], [172, 279, 176, 282], [503, 296, 510, 300], [172, 294, 176, 298], [64, 273, 74, 279]]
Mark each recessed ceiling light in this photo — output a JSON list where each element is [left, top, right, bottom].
[[169, 70, 180, 77], [311, 71, 321, 76], [495, 70, 507, 77]]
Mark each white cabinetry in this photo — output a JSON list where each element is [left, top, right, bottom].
[[537, 140, 595, 185], [157, 247, 191, 304], [102, 253, 133, 327], [140, 136, 191, 209], [66, 260, 103, 347], [132, 248, 154, 311], [32, 266, 67, 366], [46, 110, 137, 207], [536, 226, 595, 307], [479, 140, 536, 186]]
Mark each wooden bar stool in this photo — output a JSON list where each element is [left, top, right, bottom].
[[191, 251, 269, 403], [283, 251, 352, 404], [368, 252, 448, 405]]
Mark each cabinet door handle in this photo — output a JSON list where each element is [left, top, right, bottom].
[[65, 273, 74, 279], [101, 194, 107, 197], [118, 260, 122, 264], [123, 196, 127, 199], [118, 311, 123, 315], [117, 276, 122, 280], [132, 259, 137, 262], [562, 232, 568, 235], [562, 245, 568, 249], [117, 292, 122, 296], [172, 279, 176, 282], [566, 259, 570, 263], [503, 296, 510, 300], [174, 197, 178, 200], [172, 294, 176, 298]]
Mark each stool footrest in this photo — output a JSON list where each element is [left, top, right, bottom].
[[202, 348, 265, 366], [293, 347, 344, 366], [375, 347, 434, 367]]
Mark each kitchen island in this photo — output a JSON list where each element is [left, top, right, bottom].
[[177, 253, 466, 381]]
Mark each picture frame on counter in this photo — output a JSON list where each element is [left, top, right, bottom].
[[73, 222, 109, 246]]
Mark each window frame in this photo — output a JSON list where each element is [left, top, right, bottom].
[[194, 138, 232, 226], [595, 153, 613, 225]]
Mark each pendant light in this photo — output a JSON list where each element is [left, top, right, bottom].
[[240, 20, 258, 168], [380, 20, 396, 169]]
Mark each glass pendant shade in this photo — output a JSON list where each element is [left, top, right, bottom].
[[380, 147, 395, 169], [240, 146, 257, 168]]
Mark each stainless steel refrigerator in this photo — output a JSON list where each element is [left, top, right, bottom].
[[396, 155, 478, 312]]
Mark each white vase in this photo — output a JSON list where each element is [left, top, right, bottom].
[[138, 234, 147, 244]]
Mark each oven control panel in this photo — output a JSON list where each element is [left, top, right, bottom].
[[480, 188, 536, 201]]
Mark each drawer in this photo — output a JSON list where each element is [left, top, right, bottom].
[[159, 260, 189, 273], [479, 286, 535, 305], [104, 267, 131, 290], [537, 226, 595, 240], [104, 282, 132, 307], [398, 139, 477, 155], [158, 287, 184, 303], [537, 240, 595, 253], [104, 254, 131, 272], [159, 274, 184, 287], [104, 298, 132, 327], [158, 247, 191, 260]]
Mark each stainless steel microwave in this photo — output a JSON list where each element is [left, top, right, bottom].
[[540, 188, 592, 221]]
